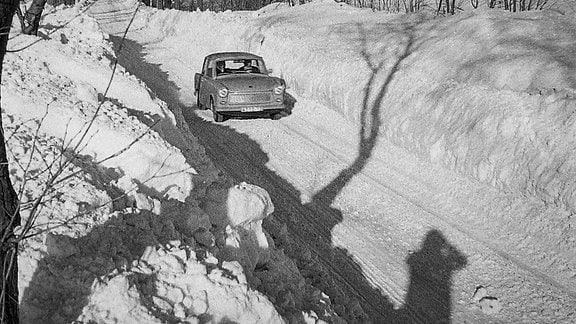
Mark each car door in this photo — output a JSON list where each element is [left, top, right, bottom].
[[197, 58, 215, 107], [195, 58, 207, 107]]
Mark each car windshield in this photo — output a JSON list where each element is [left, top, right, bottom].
[[215, 59, 263, 76]]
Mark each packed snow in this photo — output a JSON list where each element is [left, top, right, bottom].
[[2, 0, 575, 322]]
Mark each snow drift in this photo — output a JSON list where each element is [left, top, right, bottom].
[[134, 1, 576, 213], [4, 5, 295, 323]]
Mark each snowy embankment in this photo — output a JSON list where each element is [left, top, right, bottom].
[[136, 1, 576, 213], [5, 6, 293, 323]]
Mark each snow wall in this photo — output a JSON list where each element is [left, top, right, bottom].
[[7, 6, 289, 323], [136, 1, 576, 213]]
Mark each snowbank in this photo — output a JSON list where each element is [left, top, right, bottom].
[[4, 7, 195, 202], [4, 5, 293, 323], [136, 0, 576, 212]]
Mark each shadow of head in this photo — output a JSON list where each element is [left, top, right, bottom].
[[408, 229, 468, 275], [401, 229, 468, 322]]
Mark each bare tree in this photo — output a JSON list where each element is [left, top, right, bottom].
[[0, 0, 22, 322]]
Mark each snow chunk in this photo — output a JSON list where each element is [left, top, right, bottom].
[[227, 182, 275, 227], [203, 182, 274, 228], [79, 247, 284, 323]]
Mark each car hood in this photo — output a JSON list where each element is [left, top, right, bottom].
[[217, 75, 283, 91]]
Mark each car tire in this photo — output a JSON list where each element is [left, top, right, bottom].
[[210, 98, 224, 123]]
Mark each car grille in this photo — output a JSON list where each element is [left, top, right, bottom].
[[228, 92, 272, 105]]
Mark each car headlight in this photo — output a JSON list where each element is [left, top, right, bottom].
[[274, 85, 285, 95], [218, 88, 228, 98]]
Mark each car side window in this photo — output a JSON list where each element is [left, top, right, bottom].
[[201, 58, 208, 75], [257, 59, 267, 74], [205, 60, 216, 78]]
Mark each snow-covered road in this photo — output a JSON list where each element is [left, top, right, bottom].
[[88, 0, 576, 322]]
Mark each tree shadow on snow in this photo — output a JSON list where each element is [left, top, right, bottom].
[[18, 164, 187, 322], [313, 19, 469, 322], [19, 152, 244, 323], [21, 28, 467, 322]]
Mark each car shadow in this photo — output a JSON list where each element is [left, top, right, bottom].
[[19, 28, 467, 322]]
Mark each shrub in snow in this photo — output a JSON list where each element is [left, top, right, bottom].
[[162, 199, 212, 236]]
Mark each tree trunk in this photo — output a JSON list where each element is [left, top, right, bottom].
[[0, 0, 21, 322], [19, 0, 47, 35]]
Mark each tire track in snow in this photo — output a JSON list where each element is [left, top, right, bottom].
[[192, 111, 483, 323], [191, 95, 576, 322], [186, 114, 409, 321], [275, 111, 576, 301]]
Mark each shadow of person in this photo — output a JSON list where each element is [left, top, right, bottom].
[[284, 21, 419, 321], [398, 229, 468, 323]]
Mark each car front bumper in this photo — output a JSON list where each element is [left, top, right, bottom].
[[214, 102, 286, 116]]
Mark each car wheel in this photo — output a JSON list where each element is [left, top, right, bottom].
[[210, 98, 224, 123]]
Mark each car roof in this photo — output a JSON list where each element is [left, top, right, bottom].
[[207, 52, 263, 61]]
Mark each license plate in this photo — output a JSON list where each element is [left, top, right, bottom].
[[241, 107, 263, 112]]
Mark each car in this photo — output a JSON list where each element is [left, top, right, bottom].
[[194, 52, 287, 122]]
